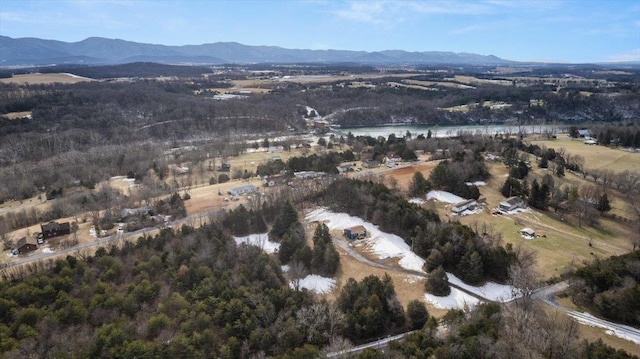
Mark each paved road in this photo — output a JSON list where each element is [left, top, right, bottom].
[[534, 281, 640, 346], [332, 237, 494, 304], [326, 331, 415, 358]]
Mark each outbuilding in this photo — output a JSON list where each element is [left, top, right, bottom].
[[344, 225, 367, 240], [520, 228, 535, 239]]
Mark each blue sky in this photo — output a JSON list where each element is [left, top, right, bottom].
[[1, 0, 639, 63]]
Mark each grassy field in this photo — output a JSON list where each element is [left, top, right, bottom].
[[0, 73, 94, 85], [1, 111, 31, 119], [529, 136, 640, 173]]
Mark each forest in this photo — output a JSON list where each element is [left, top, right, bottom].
[[2, 189, 638, 358]]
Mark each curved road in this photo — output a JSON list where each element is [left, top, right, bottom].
[[534, 281, 640, 346]]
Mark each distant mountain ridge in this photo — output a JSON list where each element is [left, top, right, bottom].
[[0, 36, 512, 67]]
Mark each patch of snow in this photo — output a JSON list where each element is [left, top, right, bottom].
[[456, 208, 482, 217], [505, 207, 531, 215], [281, 265, 290, 273], [409, 197, 425, 204], [424, 288, 480, 310], [446, 272, 516, 302], [568, 311, 640, 345], [306, 208, 425, 272], [465, 181, 487, 186], [110, 176, 126, 180], [292, 274, 336, 294], [42, 248, 55, 254], [234, 233, 280, 254], [403, 275, 424, 284], [426, 190, 465, 204]]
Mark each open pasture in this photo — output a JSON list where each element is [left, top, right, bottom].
[[0, 73, 94, 85]]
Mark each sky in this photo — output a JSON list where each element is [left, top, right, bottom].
[[1, 0, 639, 63]]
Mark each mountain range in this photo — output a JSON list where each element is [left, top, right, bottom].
[[0, 36, 512, 67]]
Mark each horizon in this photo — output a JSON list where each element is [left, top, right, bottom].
[[1, 0, 639, 64]]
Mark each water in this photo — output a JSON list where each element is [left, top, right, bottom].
[[331, 124, 567, 139]]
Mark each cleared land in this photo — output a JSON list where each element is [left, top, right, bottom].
[[530, 136, 640, 173], [0, 73, 94, 85]]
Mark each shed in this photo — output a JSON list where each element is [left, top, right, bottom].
[[520, 228, 535, 239], [344, 225, 367, 240]]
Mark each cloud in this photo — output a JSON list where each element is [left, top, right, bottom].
[[333, 1, 389, 25], [607, 48, 640, 62]]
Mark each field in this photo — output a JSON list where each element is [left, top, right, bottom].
[[530, 136, 640, 172], [0, 73, 94, 85]]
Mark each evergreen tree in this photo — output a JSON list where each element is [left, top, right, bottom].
[[406, 300, 429, 330], [458, 251, 484, 285], [597, 193, 611, 214], [408, 171, 430, 197], [425, 266, 450, 296], [269, 200, 299, 240]]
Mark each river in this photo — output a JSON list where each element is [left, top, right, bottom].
[[330, 124, 567, 139]]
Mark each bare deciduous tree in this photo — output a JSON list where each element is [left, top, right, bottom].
[[509, 245, 542, 309]]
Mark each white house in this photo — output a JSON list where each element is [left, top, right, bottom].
[[499, 196, 525, 212], [452, 199, 477, 214]]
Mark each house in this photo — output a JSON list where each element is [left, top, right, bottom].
[[485, 153, 502, 161], [577, 129, 593, 138], [520, 228, 535, 239], [499, 196, 526, 212], [14, 236, 38, 254], [362, 160, 379, 169], [294, 171, 324, 180], [263, 174, 289, 187], [384, 156, 402, 166], [337, 164, 354, 174], [452, 199, 477, 214], [40, 221, 71, 239], [121, 206, 152, 219], [228, 185, 257, 197], [344, 225, 367, 240], [175, 164, 190, 175]]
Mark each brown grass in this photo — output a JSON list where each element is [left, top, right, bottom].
[[1, 111, 31, 119], [529, 136, 640, 173], [0, 73, 94, 85]]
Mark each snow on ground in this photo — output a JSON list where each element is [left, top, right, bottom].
[[42, 248, 55, 254], [426, 190, 465, 204], [409, 198, 425, 204], [446, 273, 516, 302], [505, 208, 531, 215], [306, 208, 425, 272], [403, 275, 424, 284], [455, 208, 483, 217], [424, 288, 480, 310], [292, 274, 336, 294], [568, 311, 640, 346], [233, 233, 280, 254], [281, 265, 290, 273], [465, 181, 487, 186]]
